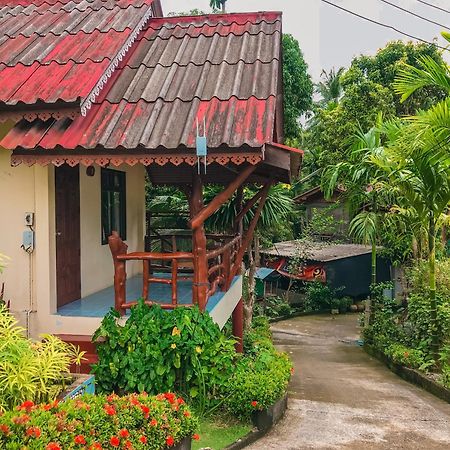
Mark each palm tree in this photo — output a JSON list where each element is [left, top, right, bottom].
[[373, 35, 450, 358], [210, 0, 226, 13], [315, 67, 345, 107], [323, 114, 388, 322]]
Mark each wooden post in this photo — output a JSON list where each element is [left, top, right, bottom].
[[189, 173, 209, 311], [108, 231, 128, 316], [231, 181, 271, 279], [233, 298, 244, 353], [171, 259, 178, 306]]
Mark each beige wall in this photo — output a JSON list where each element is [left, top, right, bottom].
[[0, 130, 146, 336], [79, 164, 146, 297]]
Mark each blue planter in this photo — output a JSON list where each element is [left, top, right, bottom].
[[60, 374, 95, 401]]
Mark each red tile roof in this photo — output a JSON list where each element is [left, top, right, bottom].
[[0, 0, 156, 108], [1, 9, 283, 155]]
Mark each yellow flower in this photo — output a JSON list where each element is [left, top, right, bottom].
[[172, 327, 181, 336], [195, 346, 202, 354], [171, 343, 177, 349]]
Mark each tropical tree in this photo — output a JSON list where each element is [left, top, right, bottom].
[[323, 114, 390, 322], [315, 67, 345, 107], [370, 33, 450, 358]]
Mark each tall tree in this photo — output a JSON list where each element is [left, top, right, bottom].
[[282, 34, 313, 141], [315, 67, 345, 107]]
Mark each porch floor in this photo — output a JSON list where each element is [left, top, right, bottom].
[[57, 273, 226, 317]]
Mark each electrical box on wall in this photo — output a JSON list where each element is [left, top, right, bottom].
[[24, 212, 35, 227], [22, 230, 35, 252]]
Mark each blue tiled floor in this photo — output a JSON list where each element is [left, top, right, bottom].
[[56, 273, 233, 317]]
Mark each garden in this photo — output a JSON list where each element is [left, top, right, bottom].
[[0, 291, 292, 449]]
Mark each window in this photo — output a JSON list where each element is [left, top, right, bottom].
[[101, 168, 126, 244]]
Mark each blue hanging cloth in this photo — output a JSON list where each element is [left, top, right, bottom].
[[196, 118, 208, 174]]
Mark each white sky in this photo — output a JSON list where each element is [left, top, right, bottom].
[[162, 0, 450, 80]]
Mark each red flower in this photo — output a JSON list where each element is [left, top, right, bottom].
[[193, 434, 200, 441], [139, 436, 147, 444], [251, 401, 258, 408], [104, 405, 116, 416], [124, 440, 133, 449], [26, 426, 41, 438], [150, 419, 158, 427], [0, 424, 9, 434], [13, 414, 30, 425], [110, 436, 120, 447], [164, 393, 176, 404], [183, 410, 191, 418], [74, 435, 86, 445], [141, 405, 150, 417], [119, 429, 129, 438], [177, 397, 185, 405], [166, 436, 174, 447], [89, 444, 102, 449], [19, 400, 34, 411], [106, 394, 118, 403], [46, 443, 62, 450]]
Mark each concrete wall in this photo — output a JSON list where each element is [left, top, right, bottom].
[[0, 132, 146, 336], [79, 164, 146, 297]]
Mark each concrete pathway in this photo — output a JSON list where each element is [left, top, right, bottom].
[[246, 314, 450, 450]]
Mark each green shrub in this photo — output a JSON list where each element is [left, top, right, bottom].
[[0, 393, 197, 449], [224, 318, 292, 420], [385, 343, 426, 370], [304, 281, 343, 311], [0, 305, 83, 412], [254, 295, 293, 319], [92, 302, 236, 409]]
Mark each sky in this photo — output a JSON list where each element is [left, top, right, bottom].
[[162, 0, 450, 81]]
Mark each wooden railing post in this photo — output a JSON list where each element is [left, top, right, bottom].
[[108, 231, 128, 317], [171, 259, 178, 306], [223, 246, 231, 290]]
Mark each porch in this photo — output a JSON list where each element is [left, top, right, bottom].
[[57, 273, 242, 329]]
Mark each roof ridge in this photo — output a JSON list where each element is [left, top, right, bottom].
[[1, 27, 133, 40]]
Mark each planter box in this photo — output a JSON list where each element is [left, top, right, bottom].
[[251, 394, 288, 431], [169, 437, 191, 450], [59, 374, 95, 401], [365, 345, 450, 404]]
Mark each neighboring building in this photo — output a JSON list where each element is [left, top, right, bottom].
[[294, 186, 349, 240], [261, 241, 391, 298], [0, 0, 301, 351]]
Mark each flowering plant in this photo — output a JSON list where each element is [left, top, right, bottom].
[[0, 393, 198, 449]]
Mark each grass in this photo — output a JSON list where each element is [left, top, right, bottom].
[[192, 417, 252, 450]]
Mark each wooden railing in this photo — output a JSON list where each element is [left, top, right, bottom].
[[108, 231, 241, 315]]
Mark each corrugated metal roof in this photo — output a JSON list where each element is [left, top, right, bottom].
[[0, 0, 153, 107], [1, 11, 282, 151], [262, 242, 375, 262]]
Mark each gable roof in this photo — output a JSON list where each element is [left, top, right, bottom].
[[0, 0, 159, 116]]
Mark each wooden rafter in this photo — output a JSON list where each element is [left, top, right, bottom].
[[189, 164, 257, 230]]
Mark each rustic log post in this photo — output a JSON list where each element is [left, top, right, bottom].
[[189, 173, 209, 311], [108, 231, 128, 316], [233, 298, 244, 353], [142, 260, 149, 300], [231, 181, 271, 279]]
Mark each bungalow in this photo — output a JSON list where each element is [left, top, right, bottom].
[[0, 0, 301, 351]]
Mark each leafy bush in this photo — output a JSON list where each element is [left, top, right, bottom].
[[224, 318, 292, 419], [254, 295, 293, 319], [93, 303, 236, 410], [304, 281, 343, 311], [0, 393, 197, 450], [0, 305, 83, 412], [385, 343, 426, 370]]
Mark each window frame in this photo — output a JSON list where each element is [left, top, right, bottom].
[[101, 168, 127, 245]]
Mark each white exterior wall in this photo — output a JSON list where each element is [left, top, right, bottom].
[[0, 124, 146, 337]]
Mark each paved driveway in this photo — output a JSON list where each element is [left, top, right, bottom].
[[246, 314, 450, 450]]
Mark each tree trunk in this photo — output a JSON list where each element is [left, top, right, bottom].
[[244, 238, 256, 331], [429, 215, 439, 362], [365, 241, 377, 326]]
